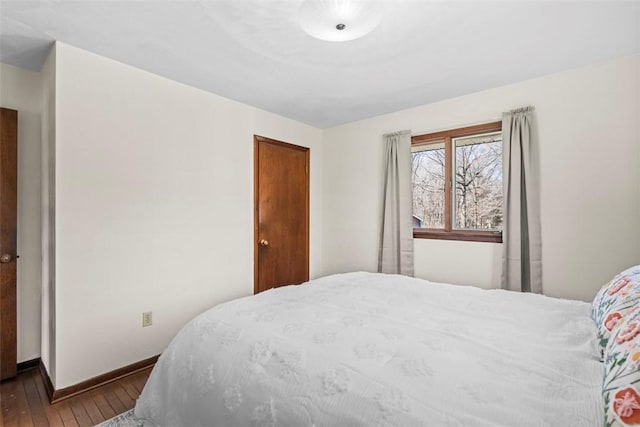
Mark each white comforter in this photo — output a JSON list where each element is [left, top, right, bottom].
[[135, 272, 603, 427]]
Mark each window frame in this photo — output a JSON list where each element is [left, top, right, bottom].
[[411, 121, 503, 243]]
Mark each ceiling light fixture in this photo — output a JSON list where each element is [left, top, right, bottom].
[[298, 0, 383, 42]]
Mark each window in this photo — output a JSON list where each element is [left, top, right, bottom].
[[411, 121, 503, 243]]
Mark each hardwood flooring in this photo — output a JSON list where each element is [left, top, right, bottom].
[[0, 366, 151, 427]]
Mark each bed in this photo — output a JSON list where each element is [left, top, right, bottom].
[[134, 272, 603, 426]]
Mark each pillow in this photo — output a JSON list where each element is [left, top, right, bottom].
[[592, 266, 640, 356], [593, 265, 640, 322], [603, 306, 640, 426]]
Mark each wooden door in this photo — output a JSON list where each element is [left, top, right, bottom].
[[254, 136, 309, 294], [0, 108, 18, 380]]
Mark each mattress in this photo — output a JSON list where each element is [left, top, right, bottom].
[[134, 272, 604, 426]]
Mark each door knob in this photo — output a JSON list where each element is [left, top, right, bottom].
[[259, 239, 269, 247], [0, 254, 11, 263]]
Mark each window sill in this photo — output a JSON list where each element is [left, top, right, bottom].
[[413, 228, 503, 243]]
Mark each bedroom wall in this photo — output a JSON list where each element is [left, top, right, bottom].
[[0, 63, 43, 363], [40, 45, 56, 383], [322, 54, 640, 302], [50, 43, 323, 388]]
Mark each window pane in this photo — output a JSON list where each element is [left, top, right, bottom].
[[453, 132, 502, 230], [412, 141, 445, 229]]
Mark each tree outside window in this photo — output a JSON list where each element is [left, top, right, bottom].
[[411, 122, 503, 243]]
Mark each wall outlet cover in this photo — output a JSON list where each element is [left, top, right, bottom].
[[142, 311, 153, 327]]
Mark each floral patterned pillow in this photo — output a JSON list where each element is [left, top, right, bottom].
[[592, 266, 640, 355], [604, 307, 640, 426]]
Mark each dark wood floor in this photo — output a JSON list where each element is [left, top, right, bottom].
[[0, 367, 152, 427]]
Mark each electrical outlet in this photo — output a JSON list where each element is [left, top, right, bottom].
[[142, 311, 153, 327]]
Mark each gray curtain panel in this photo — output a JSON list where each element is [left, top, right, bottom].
[[378, 130, 414, 276], [501, 107, 542, 293]]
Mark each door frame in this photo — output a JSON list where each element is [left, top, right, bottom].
[[253, 135, 310, 294]]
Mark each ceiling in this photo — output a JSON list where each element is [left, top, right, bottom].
[[1, 1, 638, 128]]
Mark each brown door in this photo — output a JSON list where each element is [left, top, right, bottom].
[[254, 135, 309, 294], [0, 108, 18, 380]]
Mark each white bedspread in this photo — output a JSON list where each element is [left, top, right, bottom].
[[134, 272, 603, 427]]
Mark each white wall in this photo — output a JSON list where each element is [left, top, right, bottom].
[[50, 43, 323, 388], [0, 63, 42, 363], [323, 55, 640, 302], [40, 46, 56, 382]]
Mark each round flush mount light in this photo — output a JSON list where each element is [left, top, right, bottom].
[[298, 0, 383, 42]]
